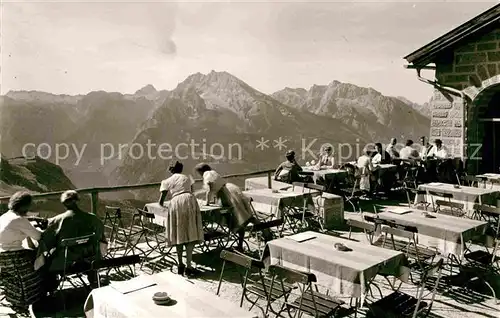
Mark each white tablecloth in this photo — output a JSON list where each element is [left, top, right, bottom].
[[265, 231, 408, 301], [84, 272, 257, 318], [378, 209, 487, 257], [243, 187, 318, 217]]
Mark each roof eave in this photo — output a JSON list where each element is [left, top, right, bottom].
[[403, 4, 500, 66]]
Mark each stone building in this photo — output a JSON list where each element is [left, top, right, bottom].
[[404, 4, 500, 174]]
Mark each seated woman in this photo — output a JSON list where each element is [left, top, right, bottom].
[[274, 150, 303, 183], [0, 191, 43, 309], [159, 161, 204, 277], [38, 190, 107, 290], [195, 163, 271, 251]]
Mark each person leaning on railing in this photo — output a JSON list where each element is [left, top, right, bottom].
[[0, 191, 44, 309], [36, 190, 108, 291]]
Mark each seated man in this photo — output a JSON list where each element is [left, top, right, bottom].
[[428, 139, 450, 159], [38, 190, 107, 290], [400, 140, 420, 160], [372, 143, 391, 165], [274, 150, 303, 183]]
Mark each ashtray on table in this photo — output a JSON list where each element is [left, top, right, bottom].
[[421, 212, 436, 219], [152, 292, 173, 305], [334, 243, 352, 252]]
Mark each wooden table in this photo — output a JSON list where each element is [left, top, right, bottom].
[[84, 271, 257, 318], [416, 182, 500, 213], [265, 231, 408, 302], [377, 208, 487, 257]]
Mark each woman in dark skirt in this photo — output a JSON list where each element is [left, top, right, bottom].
[[0, 191, 43, 309], [195, 163, 271, 251]]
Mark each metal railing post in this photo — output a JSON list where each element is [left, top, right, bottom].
[[267, 171, 272, 189], [90, 191, 99, 215]]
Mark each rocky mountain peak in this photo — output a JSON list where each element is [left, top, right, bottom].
[[135, 84, 158, 96]]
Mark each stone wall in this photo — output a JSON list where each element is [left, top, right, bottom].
[[431, 26, 500, 162]]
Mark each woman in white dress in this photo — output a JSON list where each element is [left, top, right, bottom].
[[195, 163, 271, 251], [159, 161, 204, 277]]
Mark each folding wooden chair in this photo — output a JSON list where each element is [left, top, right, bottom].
[[471, 204, 500, 237], [346, 218, 376, 244], [373, 224, 438, 283], [461, 238, 500, 304], [289, 182, 325, 231], [404, 188, 430, 211], [246, 219, 284, 258], [133, 208, 177, 272], [57, 233, 97, 311], [102, 206, 129, 258], [367, 259, 444, 318], [267, 264, 345, 318], [427, 191, 452, 212], [216, 250, 293, 316], [464, 175, 487, 188]]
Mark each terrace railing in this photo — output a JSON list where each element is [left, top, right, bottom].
[[0, 169, 275, 215]]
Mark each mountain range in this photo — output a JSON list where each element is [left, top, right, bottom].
[[1, 71, 430, 193]]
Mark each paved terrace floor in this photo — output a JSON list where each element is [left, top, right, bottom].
[[1, 208, 499, 317]]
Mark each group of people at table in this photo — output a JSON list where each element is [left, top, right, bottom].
[[274, 136, 457, 198], [0, 137, 456, 311]]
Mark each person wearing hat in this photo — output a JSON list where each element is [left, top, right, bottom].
[[274, 150, 303, 183], [159, 161, 203, 277], [38, 190, 107, 290]]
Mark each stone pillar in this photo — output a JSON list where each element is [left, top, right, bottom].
[[429, 91, 465, 158]]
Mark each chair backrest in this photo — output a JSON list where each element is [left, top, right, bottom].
[[105, 206, 122, 218], [473, 204, 500, 215], [381, 225, 415, 240], [136, 208, 155, 219], [217, 250, 265, 297], [268, 264, 315, 285], [60, 233, 96, 248], [219, 249, 263, 270], [346, 218, 376, 233], [435, 200, 464, 210], [428, 191, 453, 199], [91, 255, 141, 270]]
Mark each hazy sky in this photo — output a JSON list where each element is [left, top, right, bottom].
[[1, 0, 497, 103]]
